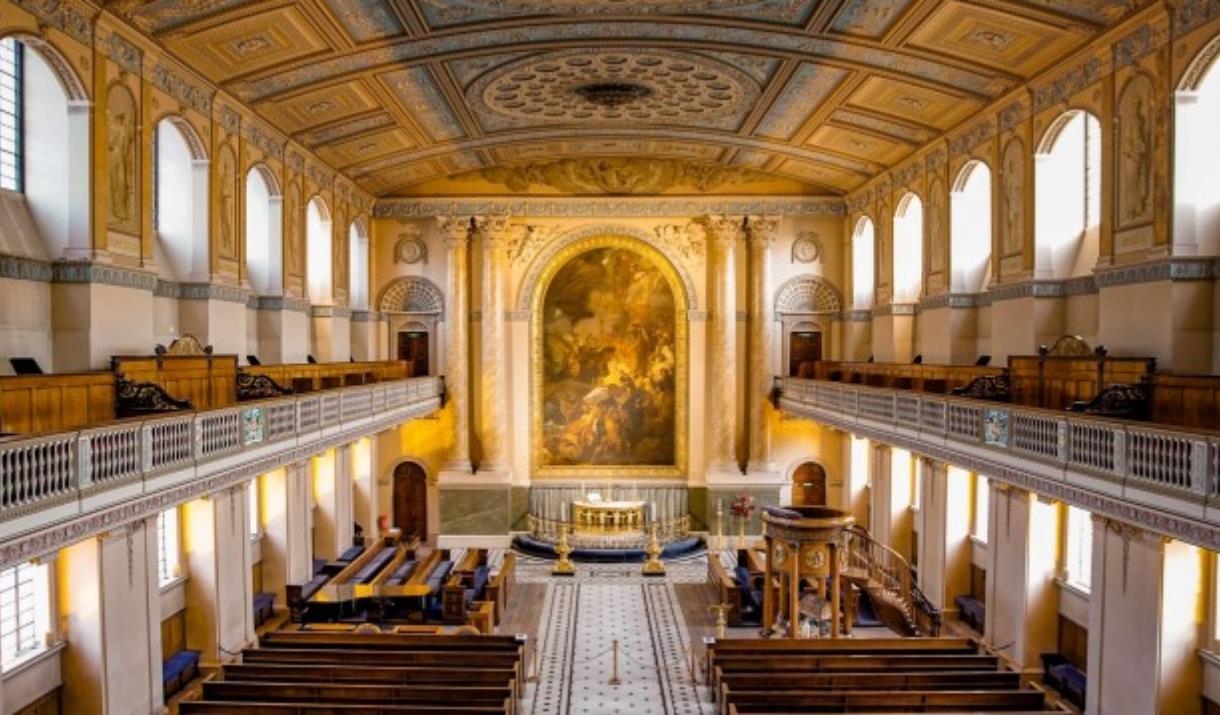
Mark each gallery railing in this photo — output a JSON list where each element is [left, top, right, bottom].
[[778, 377, 1218, 522], [0, 376, 443, 524]]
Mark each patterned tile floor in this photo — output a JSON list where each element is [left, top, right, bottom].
[[519, 557, 712, 715]]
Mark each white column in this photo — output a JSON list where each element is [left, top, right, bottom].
[[182, 489, 254, 668], [916, 459, 971, 611], [441, 216, 473, 474], [352, 435, 378, 541], [867, 443, 891, 543], [261, 463, 313, 601], [983, 485, 1059, 670], [310, 447, 353, 561], [745, 216, 778, 476], [1087, 520, 1203, 715], [60, 522, 163, 714], [476, 216, 511, 477], [705, 215, 742, 477]]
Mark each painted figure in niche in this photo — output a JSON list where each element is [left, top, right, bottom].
[[928, 180, 945, 274], [285, 189, 300, 276], [1119, 77, 1153, 224], [334, 227, 348, 293], [1002, 139, 1024, 256], [106, 85, 138, 229], [218, 149, 236, 258], [541, 247, 676, 467]]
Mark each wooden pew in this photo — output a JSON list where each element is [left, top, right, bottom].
[[722, 688, 1048, 713], [485, 553, 516, 625], [257, 631, 521, 652], [111, 354, 238, 410], [245, 361, 409, 394], [221, 662, 516, 686], [717, 669, 1020, 691], [199, 681, 513, 708], [181, 702, 506, 714], [0, 371, 116, 434]]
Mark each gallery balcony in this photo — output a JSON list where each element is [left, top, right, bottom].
[[776, 373, 1220, 545]]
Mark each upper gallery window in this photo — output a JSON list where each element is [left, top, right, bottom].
[[0, 37, 22, 192], [0, 560, 50, 669], [157, 507, 181, 586]]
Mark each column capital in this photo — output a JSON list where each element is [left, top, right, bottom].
[[438, 216, 473, 247], [745, 215, 781, 246], [473, 215, 513, 246], [696, 214, 745, 246]]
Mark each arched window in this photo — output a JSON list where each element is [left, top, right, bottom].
[[348, 220, 370, 311], [852, 217, 876, 309], [4, 37, 87, 260], [951, 161, 993, 293], [154, 117, 209, 281], [245, 166, 283, 296], [1175, 43, 1220, 255], [1035, 110, 1101, 279], [306, 196, 332, 304], [893, 193, 924, 301]]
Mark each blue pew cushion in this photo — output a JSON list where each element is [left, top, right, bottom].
[[300, 573, 329, 601], [353, 548, 396, 584], [1049, 662, 1087, 707], [162, 649, 200, 694], [337, 546, 364, 563], [954, 595, 986, 630], [387, 560, 417, 586]]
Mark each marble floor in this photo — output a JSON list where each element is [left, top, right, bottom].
[[513, 556, 713, 715]]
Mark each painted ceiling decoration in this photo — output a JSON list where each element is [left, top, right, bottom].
[[111, 0, 1155, 197]]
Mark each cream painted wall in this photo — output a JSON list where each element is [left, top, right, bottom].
[[0, 278, 52, 372]]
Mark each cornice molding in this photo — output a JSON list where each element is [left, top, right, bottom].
[[374, 196, 846, 219], [256, 295, 312, 313]]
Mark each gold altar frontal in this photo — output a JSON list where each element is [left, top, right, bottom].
[[571, 500, 646, 533]]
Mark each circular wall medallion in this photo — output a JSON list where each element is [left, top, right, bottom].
[[791, 232, 822, 264], [472, 48, 757, 125], [394, 234, 428, 265]]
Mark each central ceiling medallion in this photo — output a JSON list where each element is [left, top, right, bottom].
[[469, 48, 758, 129], [574, 82, 654, 108]]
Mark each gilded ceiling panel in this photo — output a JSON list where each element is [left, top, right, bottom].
[[322, 0, 405, 43], [845, 76, 981, 131], [381, 67, 467, 142], [298, 113, 397, 148], [905, 2, 1086, 75], [315, 128, 417, 169], [806, 125, 911, 165], [755, 63, 849, 141], [266, 81, 380, 130], [165, 5, 331, 81], [413, 0, 820, 29], [828, 0, 915, 39]]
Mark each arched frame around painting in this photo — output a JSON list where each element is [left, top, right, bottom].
[[529, 233, 689, 480]]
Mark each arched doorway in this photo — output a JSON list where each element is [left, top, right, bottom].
[[391, 462, 428, 539], [792, 462, 828, 506]]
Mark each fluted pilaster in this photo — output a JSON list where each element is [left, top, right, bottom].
[[440, 216, 473, 473], [745, 216, 778, 475], [476, 216, 511, 473], [704, 215, 743, 475]]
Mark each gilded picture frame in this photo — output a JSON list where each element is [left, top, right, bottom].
[[530, 233, 689, 480]]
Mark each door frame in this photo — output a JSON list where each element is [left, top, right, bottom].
[[788, 459, 829, 507], [389, 458, 431, 541]]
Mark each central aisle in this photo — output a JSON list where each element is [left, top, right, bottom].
[[518, 559, 711, 715]]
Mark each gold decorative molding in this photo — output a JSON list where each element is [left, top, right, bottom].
[[472, 158, 777, 195]]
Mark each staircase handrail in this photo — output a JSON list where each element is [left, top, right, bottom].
[[844, 525, 941, 635]]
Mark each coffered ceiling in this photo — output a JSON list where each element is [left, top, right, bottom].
[[112, 0, 1151, 196]]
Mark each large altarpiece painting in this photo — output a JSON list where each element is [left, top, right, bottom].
[[532, 237, 687, 479]]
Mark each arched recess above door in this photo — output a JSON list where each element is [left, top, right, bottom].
[[378, 276, 444, 314]]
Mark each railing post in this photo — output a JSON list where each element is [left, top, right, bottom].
[[76, 433, 93, 490], [140, 422, 153, 473], [1192, 439, 1211, 496], [1113, 428, 1127, 476], [1056, 418, 1069, 464]]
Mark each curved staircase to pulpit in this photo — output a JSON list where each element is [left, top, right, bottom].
[[842, 525, 941, 637]]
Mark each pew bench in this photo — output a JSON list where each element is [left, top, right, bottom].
[[443, 564, 492, 623], [955, 594, 986, 631], [222, 662, 517, 687], [253, 592, 276, 627], [181, 702, 508, 714], [1045, 657, 1086, 709], [721, 688, 1048, 713], [163, 648, 201, 697]]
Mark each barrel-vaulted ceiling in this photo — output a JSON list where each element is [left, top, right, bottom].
[[115, 0, 1150, 196]]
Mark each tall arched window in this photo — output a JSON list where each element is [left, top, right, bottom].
[[348, 220, 369, 311], [1175, 42, 1220, 255], [154, 117, 209, 281], [3, 37, 88, 260], [306, 196, 332, 304], [951, 161, 993, 293], [1035, 110, 1101, 279], [852, 217, 876, 309], [893, 193, 924, 301], [245, 166, 283, 296]]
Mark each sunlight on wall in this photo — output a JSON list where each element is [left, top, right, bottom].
[[245, 168, 277, 296], [22, 45, 70, 259], [1175, 61, 1220, 254], [951, 161, 992, 293], [155, 119, 198, 282]]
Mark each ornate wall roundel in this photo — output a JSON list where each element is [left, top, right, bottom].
[[774, 275, 843, 315], [471, 48, 758, 127], [377, 276, 444, 314]]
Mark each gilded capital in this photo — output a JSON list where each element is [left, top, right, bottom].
[[474, 216, 513, 247], [696, 214, 744, 246], [438, 216, 473, 247], [745, 215, 781, 246]]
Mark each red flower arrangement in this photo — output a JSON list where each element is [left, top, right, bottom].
[[729, 493, 756, 520]]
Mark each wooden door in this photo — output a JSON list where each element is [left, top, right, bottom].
[[789, 332, 823, 377], [396, 331, 429, 377], [392, 462, 428, 539], [791, 462, 827, 506]]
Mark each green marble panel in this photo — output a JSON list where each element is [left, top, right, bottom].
[[438, 487, 512, 535]]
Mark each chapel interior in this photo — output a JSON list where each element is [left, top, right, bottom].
[[1, 1, 1219, 714]]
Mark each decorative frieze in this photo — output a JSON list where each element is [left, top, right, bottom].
[[873, 302, 916, 317], [1094, 256, 1220, 287], [52, 261, 157, 292], [374, 196, 845, 219], [218, 105, 241, 135], [311, 305, 352, 318], [1033, 57, 1103, 112], [350, 310, 384, 322], [151, 62, 212, 115], [998, 97, 1030, 132], [1172, 0, 1220, 38], [104, 31, 142, 74], [0, 254, 53, 282], [15, 0, 92, 45], [256, 295, 312, 313]]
